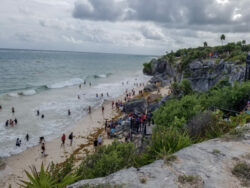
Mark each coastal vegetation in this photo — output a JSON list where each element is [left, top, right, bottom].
[[143, 40, 250, 73]]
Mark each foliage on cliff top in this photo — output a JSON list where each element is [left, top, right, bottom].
[[159, 41, 249, 70]]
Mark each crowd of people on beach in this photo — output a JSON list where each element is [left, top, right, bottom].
[[0, 79, 146, 158]]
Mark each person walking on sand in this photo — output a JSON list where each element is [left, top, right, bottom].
[[68, 109, 71, 116], [61, 133, 66, 146], [88, 106, 91, 114], [12, 107, 15, 114], [102, 106, 104, 114], [14, 118, 17, 125], [69, 132, 73, 146]]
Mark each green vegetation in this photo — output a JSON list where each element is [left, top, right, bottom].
[[76, 141, 136, 179], [161, 40, 250, 71], [143, 62, 152, 74], [178, 175, 200, 184], [19, 163, 77, 188], [232, 162, 250, 186]]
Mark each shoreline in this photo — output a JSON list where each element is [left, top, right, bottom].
[[1, 84, 147, 188]]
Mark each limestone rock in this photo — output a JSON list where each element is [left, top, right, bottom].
[[68, 124, 250, 188]]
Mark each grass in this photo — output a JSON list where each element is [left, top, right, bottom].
[[140, 178, 147, 184], [212, 149, 221, 154], [232, 162, 250, 186], [164, 155, 177, 165], [178, 175, 198, 184]]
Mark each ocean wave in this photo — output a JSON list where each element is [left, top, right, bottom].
[[93, 73, 112, 79], [47, 78, 84, 89], [8, 92, 19, 97], [19, 89, 37, 96]]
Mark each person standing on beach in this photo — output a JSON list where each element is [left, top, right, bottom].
[[5, 120, 8, 127], [68, 109, 71, 116], [25, 134, 29, 142], [41, 142, 45, 157], [102, 106, 104, 114], [89, 82, 91, 87], [0, 105, 2, 110], [79, 84, 81, 89], [88, 106, 91, 114], [61, 134, 66, 146], [14, 118, 18, 125], [37, 110, 40, 116], [69, 132, 73, 146], [78, 95, 80, 100], [12, 107, 15, 113], [112, 101, 114, 109]]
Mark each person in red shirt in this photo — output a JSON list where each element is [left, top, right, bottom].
[[61, 134, 66, 146]]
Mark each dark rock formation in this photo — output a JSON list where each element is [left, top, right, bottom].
[[146, 58, 245, 92], [124, 98, 147, 114]]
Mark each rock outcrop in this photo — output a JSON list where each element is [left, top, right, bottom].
[[145, 58, 245, 92], [124, 98, 147, 114], [68, 124, 250, 188]]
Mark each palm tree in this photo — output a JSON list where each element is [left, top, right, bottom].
[[220, 34, 225, 45], [203, 41, 208, 47]]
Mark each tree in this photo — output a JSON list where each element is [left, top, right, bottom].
[[203, 41, 208, 47], [220, 34, 225, 45], [242, 40, 246, 45]]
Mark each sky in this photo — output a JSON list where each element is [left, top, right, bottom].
[[0, 0, 250, 55]]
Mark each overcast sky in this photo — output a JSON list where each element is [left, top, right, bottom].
[[0, 0, 249, 55]]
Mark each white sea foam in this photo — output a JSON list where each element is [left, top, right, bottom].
[[47, 78, 84, 89], [20, 89, 37, 96]]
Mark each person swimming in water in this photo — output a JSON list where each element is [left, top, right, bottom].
[[16, 138, 21, 147]]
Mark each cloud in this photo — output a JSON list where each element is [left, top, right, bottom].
[[72, 0, 250, 33], [140, 26, 165, 40]]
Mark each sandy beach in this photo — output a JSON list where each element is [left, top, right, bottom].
[[1, 84, 155, 188]]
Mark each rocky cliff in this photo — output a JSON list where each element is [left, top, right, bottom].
[[145, 58, 245, 92], [68, 124, 250, 188]]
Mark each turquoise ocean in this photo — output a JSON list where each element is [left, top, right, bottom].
[[0, 49, 152, 157]]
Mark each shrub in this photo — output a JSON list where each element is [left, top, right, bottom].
[[76, 141, 136, 179], [153, 95, 202, 128], [179, 79, 193, 95], [143, 62, 152, 75], [187, 111, 234, 140], [149, 126, 192, 158], [19, 163, 77, 188], [232, 162, 250, 186]]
